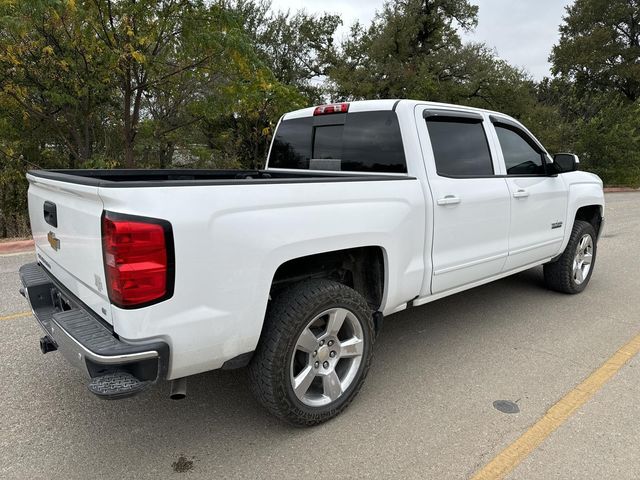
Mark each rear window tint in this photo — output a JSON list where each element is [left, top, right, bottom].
[[426, 119, 494, 177], [269, 111, 407, 173]]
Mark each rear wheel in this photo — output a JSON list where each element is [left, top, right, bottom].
[[248, 279, 375, 426], [544, 220, 597, 294]]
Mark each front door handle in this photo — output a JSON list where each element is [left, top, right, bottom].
[[437, 195, 461, 206], [513, 189, 529, 198]]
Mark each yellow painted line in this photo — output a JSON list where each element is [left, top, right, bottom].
[[472, 332, 640, 480], [0, 311, 32, 321]]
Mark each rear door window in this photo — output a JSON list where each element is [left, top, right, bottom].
[[269, 111, 407, 173], [426, 118, 494, 177]]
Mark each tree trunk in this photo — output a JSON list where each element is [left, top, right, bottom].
[[122, 66, 144, 169], [159, 142, 175, 168], [123, 69, 135, 168], [124, 135, 135, 168]]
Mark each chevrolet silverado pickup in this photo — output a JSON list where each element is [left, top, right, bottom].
[[19, 99, 604, 426]]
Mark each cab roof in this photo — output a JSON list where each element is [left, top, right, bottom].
[[282, 99, 511, 122]]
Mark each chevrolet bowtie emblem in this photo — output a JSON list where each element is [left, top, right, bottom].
[[47, 231, 60, 251]]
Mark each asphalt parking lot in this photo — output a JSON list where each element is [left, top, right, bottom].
[[1, 192, 639, 479]]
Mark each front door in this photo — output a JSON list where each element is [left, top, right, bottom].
[[490, 121, 569, 270]]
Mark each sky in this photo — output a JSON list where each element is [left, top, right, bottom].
[[269, 0, 573, 80]]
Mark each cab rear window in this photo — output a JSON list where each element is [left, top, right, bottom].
[[268, 111, 407, 173]]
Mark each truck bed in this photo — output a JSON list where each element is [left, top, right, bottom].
[[28, 169, 410, 188]]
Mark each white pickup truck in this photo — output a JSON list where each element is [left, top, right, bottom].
[[19, 99, 604, 425]]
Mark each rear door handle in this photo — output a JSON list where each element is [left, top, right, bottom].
[[437, 195, 461, 206], [513, 189, 529, 198]]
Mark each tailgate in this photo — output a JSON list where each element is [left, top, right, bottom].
[[27, 174, 112, 324]]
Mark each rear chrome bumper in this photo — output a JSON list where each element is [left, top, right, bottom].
[[19, 262, 169, 387]]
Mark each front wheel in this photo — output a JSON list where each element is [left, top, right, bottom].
[[248, 279, 375, 426], [544, 220, 597, 294]]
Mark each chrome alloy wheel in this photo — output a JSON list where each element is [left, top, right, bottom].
[[289, 307, 364, 407], [573, 234, 594, 285]]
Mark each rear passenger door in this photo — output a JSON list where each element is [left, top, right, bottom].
[[488, 117, 569, 270], [416, 108, 511, 294]]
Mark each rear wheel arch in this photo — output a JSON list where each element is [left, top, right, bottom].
[[230, 247, 387, 371], [268, 246, 387, 312]]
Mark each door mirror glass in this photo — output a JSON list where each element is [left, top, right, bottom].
[[553, 153, 579, 173]]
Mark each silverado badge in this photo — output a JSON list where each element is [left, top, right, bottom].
[[47, 231, 60, 251]]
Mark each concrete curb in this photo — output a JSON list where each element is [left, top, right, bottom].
[[604, 187, 640, 193], [0, 239, 34, 255]]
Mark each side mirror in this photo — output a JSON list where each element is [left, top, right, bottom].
[[553, 153, 580, 173]]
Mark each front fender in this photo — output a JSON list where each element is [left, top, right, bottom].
[[558, 172, 605, 255]]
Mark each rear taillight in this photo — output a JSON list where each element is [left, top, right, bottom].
[[313, 102, 349, 116], [101, 212, 174, 308]]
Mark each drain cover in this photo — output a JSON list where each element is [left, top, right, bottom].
[[493, 400, 520, 414]]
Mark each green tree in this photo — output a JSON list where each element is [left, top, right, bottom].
[[0, 94, 64, 237], [193, 63, 307, 169], [522, 78, 577, 156], [230, 0, 341, 103], [0, 0, 114, 166], [325, 0, 534, 115], [575, 96, 640, 186], [0, 0, 276, 169], [551, 0, 640, 102], [550, 0, 640, 185], [327, 0, 476, 100], [84, 0, 258, 167]]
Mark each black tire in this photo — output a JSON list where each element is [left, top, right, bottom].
[[248, 279, 375, 426], [544, 220, 597, 294]]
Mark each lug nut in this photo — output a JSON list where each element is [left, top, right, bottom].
[[328, 340, 334, 347], [323, 361, 329, 369], [330, 351, 336, 358], [319, 340, 325, 346], [313, 350, 317, 357], [314, 361, 320, 368]]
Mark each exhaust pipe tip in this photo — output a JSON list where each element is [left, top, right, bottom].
[[169, 377, 187, 400]]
